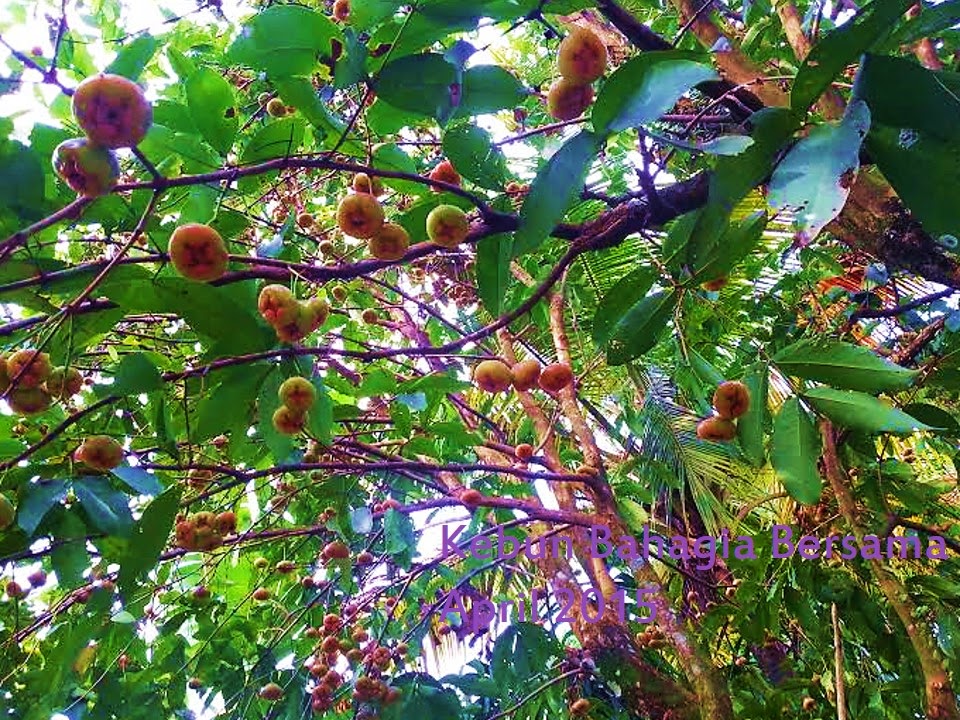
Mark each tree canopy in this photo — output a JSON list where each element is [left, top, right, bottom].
[[1, 1, 960, 719]]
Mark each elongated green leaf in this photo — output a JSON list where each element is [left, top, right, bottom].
[[606, 289, 678, 365], [117, 487, 181, 595], [227, 6, 339, 77], [194, 365, 271, 442], [111, 466, 163, 496], [791, 0, 911, 113], [105, 35, 157, 80], [768, 100, 870, 244], [457, 65, 525, 117], [308, 376, 334, 446], [592, 266, 657, 346], [738, 363, 769, 467], [514, 131, 599, 256], [375, 53, 457, 121], [593, 51, 717, 134], [691, 210, 767, 282], [240, 116, 305, 164], [18, 480, 68, 536], [73, 478, 134, 537], [186, 67, 237, 155], [475, 234, 513, 316], [774, 338, 917, 392], [94, 352, 163, 398], [442, 123, 508, 190], [771, 397, 822, 504], [803, 387, 933, 434]]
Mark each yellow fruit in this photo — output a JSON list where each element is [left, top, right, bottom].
[[353, 172, 384, 196], [168, 224, 229, 282], [51, 138, 120, 197], [305, 297, 330, 331], [511, 359, 541, 391], [272, 405, 307, 435], [426, 204, 470, 248], [0, 493, 15, 530], [6, 350, 52, 389], [258, 284, 299, 327], [368, 222, 410, 261], [296, 212, 315, 229], [558, 27, 608, 84], [547, 78, 594, 121], [428, 160, 460, 191], [538, 363, 574, 393], [696, 416, 737, 441], [474, 360, 513, 393], [72, 73, 152, 148], [45, 366, 83, 399], [74, 435, 124, 471], [266, 98, 287, 117], [336, 194, 385, 239], [274, 302, 316, 343], [279, 376, 316, 412], [713, 381, 751, 420]]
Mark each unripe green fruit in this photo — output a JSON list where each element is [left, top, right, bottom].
[[52, 138, 120, 197], [279, 376, 316, 412], [426, 204, 470, 248]]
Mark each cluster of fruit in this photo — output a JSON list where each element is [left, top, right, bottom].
[[546, 26, 608, 121], [696, 380, 751, 441], [52, 73, 153, 197], [74, 435, 124, 472], [271, 376, 318, 436], [1, 350, 84, 417], [257, 284, 331, 344], [174, 510, 237, 551], [334, 164, 470, 262], [472, 358, 574, 395]]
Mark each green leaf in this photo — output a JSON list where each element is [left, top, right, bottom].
[[492, 623, 560, 686], [227, 6, 339, 78], [18, 480, 68, 535], [691, 210, 767, 282], [791, 0, 911, 113], [592, 51, 717, 134], [372, 143, 422, 195], [768, 100, 870, 244], [384, 509, 415, 568], [374, 53, 457, 122], [274, 77, 346, 149], [51, 511, 88, 587], [456, 65, 525, 117], [0, 140, 45, 219], [186, 67, 238, 155], [475, 234, 513, 316], [773, 338, 918, 392], [240, 116, 306, 164], [442, 123, 508, 190], [697, 135, 754, 155], [885, 0, 960, 47], [307, 376, 334, 446], [592, 266, 657, 346], [803, 387, 933, 434], [194, 365, 271, 442], [382, 673, 462, 719], [110, 466, 163, 496], [117, 487, 181, 595], [513, 131, 599, 256], [73, 478, 135, 537], [104, 35, 157, 80], [738, 362, 769, 467], [94, 352, 163, 398], [334, 27, 369, 88], [606, 289, 678, 366], [771, 397, 822, 504], [901, 403, 960, 436], [258, 369, 295, 463]]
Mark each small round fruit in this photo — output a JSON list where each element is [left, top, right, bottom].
[[461, 489, 482, 506], [259, 682, 284, 701], [353, 172, 384, 196], [360, 308, 378, 324], [332, 0, 350, 21], [323, 541, 350, 560], [7, 388, 53, 416], [45, 366, 83, 399], [336, 193, 385, 239], [27, 569, 47, 588], [254, 556, 269, 569], [547, 78, 594, 121], [72, 73, 153, 148], [474, 360, 512, 393], [275, 302, 316, 343], [802, 697, 816, 711], [296, 212, 315, 229], [272, 406, 307, 435], [306, 298, 330, 331], [275, 560, 296, 574], [252, 587, 272, 602], [52, 138, 120, 197], [426, 204, 470, 248], [188, 468, 214, 489], [0, 354, 9, 393], [511, 359, 541, 391], [258, 284, 299, 327], [538, 363, 574, 393], [515, 443, 534, 461], [0, 493, 15, 531], [168, 224, 229, 282], [258, 93, 272, 106], [266, 98, 287, 117], [356, 550, 374, 565], [6, 580, 25, 599], [701, 276, 728, 291], [713, 381, 751, 420], [558, 27, 608, 84], [570, 698, 592, 716], [330, 285, 347, 303], [696, 416, 737, 442], [74, 435, 124, 471], [428, 160, 460, 191], [368, 223, 410, 261], [216, 511, 237, 534], [6, 350, 52, 389], [279, 376, 316, 412]]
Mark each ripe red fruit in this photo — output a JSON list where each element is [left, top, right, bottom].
[[428, 159, 461, 190], [322, 541, 350, 560], [6, 349, 52, 389], [712, 381, 751, 420], [278, 376, 316, 412], [696, 416, 737, 442], [72, 73, 153, 148], [258, 284, 299, 327], [252, 587, 272, 601], [5, 580, 25, 599], [336, 193, 385, 239], [515, 443, 534, 461], [558, 27, 608, 84], [168, 224, 229, 282], [538, 363, 574, 393], [27, 569, 47, 588], [74, 435, 124, 471], [511, 359, 541, 391], [356, 550, 374, 565], [259, 682, 284, 701], [461, 489, 482, 506]]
